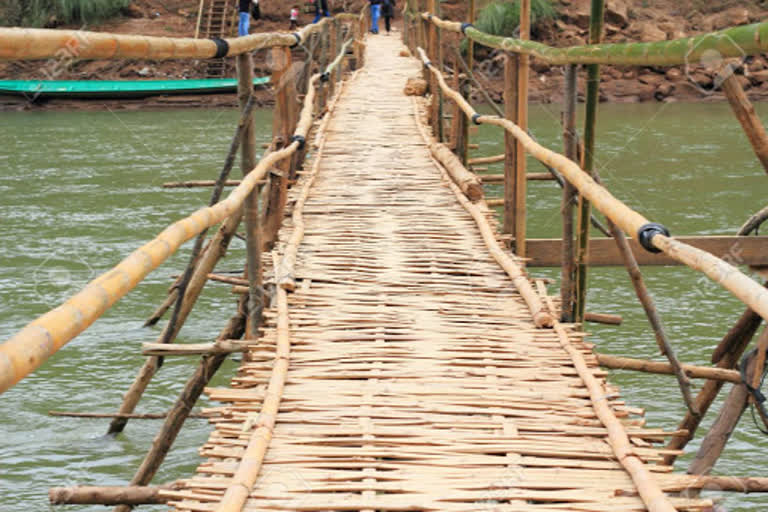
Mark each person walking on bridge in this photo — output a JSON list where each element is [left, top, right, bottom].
[[238, 0, 258, 36], [369, 0, 382, 34], [313, 0, 330, 23], [381, 0, 395, 34]]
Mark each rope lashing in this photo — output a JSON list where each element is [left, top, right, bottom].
[[210, 37, 230, 58], [291, 135, 306, 150], [637, 223, 670, 253], [460, 22, 474, 34], [740, 348, 768, 435]]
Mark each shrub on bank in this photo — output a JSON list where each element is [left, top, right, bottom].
[[475, 0, 556, 38], [1, 0, 131, 27]]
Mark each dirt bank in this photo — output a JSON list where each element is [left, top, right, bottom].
[[2, 0, 768, 110]]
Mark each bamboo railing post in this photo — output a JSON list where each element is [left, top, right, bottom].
[[427, 0, 438, 136], [328, 20, 338, 100], [721, 68, 768, 174], [335, 19, 343, 87], [435, 1, 444, 142], [264, 47, 297, 254], [513, 0, 530, 256], [112, 297, 247, 512], [319, 22, 330, 109], [560, 64, 577, 322], [237, 51, 263, 340], [573, 0, 604, 323], [503, 53, 519, 238], [684, 343, 763, 496], [463, 0, 474, 166]]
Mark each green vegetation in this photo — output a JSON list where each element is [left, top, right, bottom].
[[1, 0, 131, 27], [474, 0, 556, 38]]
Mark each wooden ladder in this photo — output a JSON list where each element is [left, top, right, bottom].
[[195, 0, 236, 78]]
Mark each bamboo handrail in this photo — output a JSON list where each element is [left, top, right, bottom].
[[418, 12, 768, 67], [416, 46, 768, 325], [0, 13, 359, 61], [0, 32, 352, 396]]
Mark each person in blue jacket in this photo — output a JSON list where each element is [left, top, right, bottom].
[[369, 0, 382, 34], [313, 0, 330, 23], [238, 0, 258, 36]]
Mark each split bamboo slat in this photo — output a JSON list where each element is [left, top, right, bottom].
[[165, 36, 716, 512], [416, 46, 768, 327]]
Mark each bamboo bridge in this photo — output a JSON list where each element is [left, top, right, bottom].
[[3, 3, 768, 512]]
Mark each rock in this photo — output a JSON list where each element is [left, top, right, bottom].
[[404, 78, 427, 96], [399, 49, 411, 57], [710, 8, 749, 30], [562, 1, 591, 30], [605, 0, 629, 28], [137, 67, 151, 77], [749, 69, 768, 84], [656, 81, 674, 99], [606, 79, 655, 101], [665, 68, 683, 81], [122, 2, 144, 18], [638, 73, 663, 86], [632, 22, 667, 42], [605, 24, 621, 36]]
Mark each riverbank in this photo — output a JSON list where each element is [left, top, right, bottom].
[[3, 0, 768, 110]]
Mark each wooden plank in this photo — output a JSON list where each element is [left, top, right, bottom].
[[526, 236, 768, 267]]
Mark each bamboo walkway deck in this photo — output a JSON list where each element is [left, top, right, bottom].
[[164, 35, 715, 512]]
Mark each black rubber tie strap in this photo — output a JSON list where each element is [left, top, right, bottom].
[[461, 22, 474, 34], [210, 37, 229, 58], [291, 135, 306, 150], [320, 72, 330, 82], [637, 222, 670, 253], [423, 59, 432, 69], [471, 113, 482, 125], [290, 32, 301, 48]]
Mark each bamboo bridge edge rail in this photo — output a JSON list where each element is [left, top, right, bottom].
[[0, 33, 356, 395], [415, 45, 768, 328]]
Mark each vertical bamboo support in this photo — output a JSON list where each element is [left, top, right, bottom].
[[111, 298, 247, 512], [319, 22, 330, 108], [503, 53, 519, 237], [573, 0, 604, 324], [560, 64, 577, 322], [462, 0, 474, 165], [513, 0, 530, 257], [237, 51, 262, 340], [721, 70, 768, 174], [453, 56, 468, 164], [427, 0, 438, 136], [435, 0, 445, 142], [264, 47, 297, 251], [335, 18, 343, 87], [328, 20, 338, 100]]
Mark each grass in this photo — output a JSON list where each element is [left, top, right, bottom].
[[1, 0, 131, 27], [474, 0, 556, 38]]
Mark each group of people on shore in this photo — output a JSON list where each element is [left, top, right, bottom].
[[237, 0, 396, 37]]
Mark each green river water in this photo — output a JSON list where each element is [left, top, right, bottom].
[[0, 102, 766, 510]]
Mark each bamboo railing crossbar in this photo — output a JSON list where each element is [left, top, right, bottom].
[[0, 25, 355, 396], [415, 46, 768, 327], [417, 12, 768, 67], [0, 13, 359, 61]]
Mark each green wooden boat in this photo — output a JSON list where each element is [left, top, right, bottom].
[[0, 77, 270, 99]]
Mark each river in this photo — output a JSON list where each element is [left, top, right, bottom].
[[0, 102, 765, 510]]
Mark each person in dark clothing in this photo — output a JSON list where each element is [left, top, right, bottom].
[[369, 0, 382, 34], [313, 0, 330, 23], [238, 0, 258, 36], [381, 0, 395, 34]]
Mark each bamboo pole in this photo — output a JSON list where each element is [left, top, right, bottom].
[[51, 485, 177, 506], [596, 353, 742, 383], [419, 15, 768, 66], [162, 180, 243, 188], [194, 0, 206, 39], [469, 153, 504, 165], [663, 313, 762, 465], [513, 0, 530, 257], [560, 64, 577, 322], [50, 410, 206, 419], [685, 348, 759, 491], [113, 296, 247, 512], [503, 53, 518, 239], [427, 0, 439, 136], [573, 0, 604, 324], [416, 45, 768, 329], [238, 51, 263, 340], [721, 67, 768, 174]]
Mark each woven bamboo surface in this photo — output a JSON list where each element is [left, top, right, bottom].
[[165, 35, 716, 512]]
